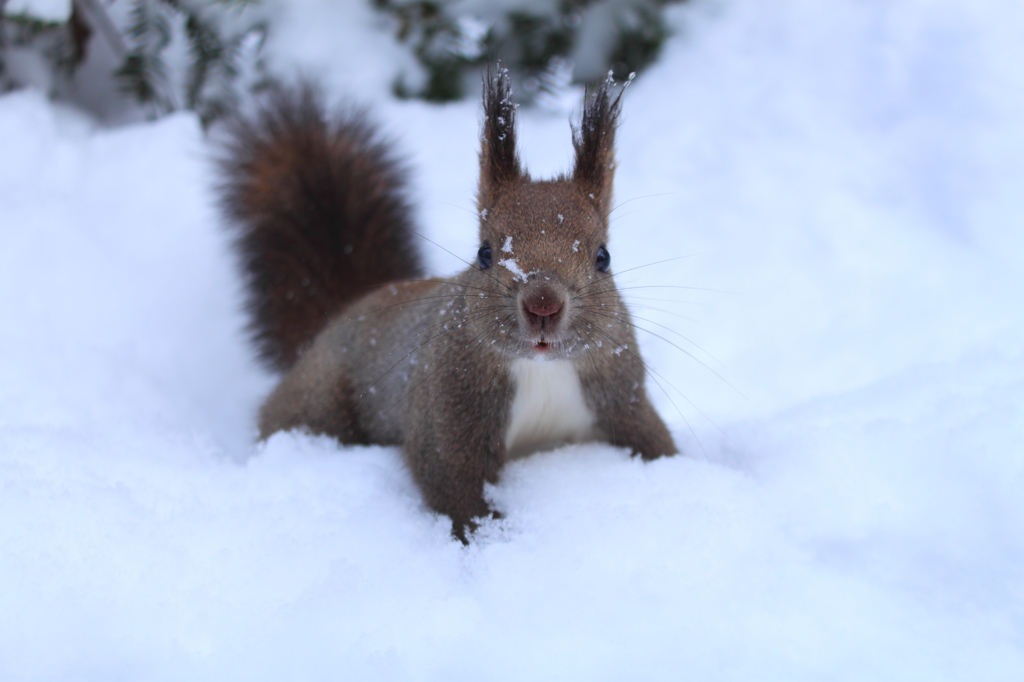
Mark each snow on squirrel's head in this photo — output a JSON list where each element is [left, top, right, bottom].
[[471, 65, 627, 359]]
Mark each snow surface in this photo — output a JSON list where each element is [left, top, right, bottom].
[[2, 0, 1024, 679]]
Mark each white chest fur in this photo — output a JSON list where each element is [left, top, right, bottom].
[[504, 358, 598, 457]]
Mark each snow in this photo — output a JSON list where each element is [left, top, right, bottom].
[[4, 0, 71, 22], [2, 0, 1024, 678], [499, 257, 534, 283]]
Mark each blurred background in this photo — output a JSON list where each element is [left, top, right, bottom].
[[1, 0, 688, 124]]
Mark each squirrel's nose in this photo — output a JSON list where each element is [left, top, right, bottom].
[[524, 282, 565, 319], [522, 282, 566, 324], [528, 300, 561, 317]]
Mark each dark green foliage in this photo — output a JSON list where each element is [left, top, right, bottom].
[[67, 3, 92, 69], [421, 58, 463, 102], [175, 2, 268, 127], [184, 11, 222, 108], [377, 0, 686, 104], [115, 0, 174, 114], [384, 0, 484, 102], [1, 0, 683, 119], [3, 10, 64, 38], [607, 1, 671, 80], [1, 0, 266, 126], [506, 10, 572, 73], [114, 0, 267, 125], [1, 6, 89, 90]]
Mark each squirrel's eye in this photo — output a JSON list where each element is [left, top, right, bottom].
[[478, 244, 493, 270], [595, 245, 610, 273]]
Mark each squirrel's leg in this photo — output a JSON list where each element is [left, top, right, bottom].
[[405, 435, 501, 543], [599, 395, 678, 460], [258, 348, 370, 443], [579, 365, 678, 461], [403, 366, 511, 543]]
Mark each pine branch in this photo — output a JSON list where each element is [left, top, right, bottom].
[[115, 0, 175, 114], [72, 0, 128, 58]]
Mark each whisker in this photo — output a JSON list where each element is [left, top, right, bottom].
[[357, 278, 509, 298], [614, 302, 697, 323], [393, 315, 514, 409], [608, 192, 672, 215], [440, 201, 480, 219], [409, 229, 513, 293], [575, 254, 702, 294], [496, 298, 518, 364], [576, 303, 719, 364], [608, 209, 642, 225], [575, 284, 733, 302], [625, 313, 725, 366], [580, 340, 616, 449], [342, 293, 509, 323], [576, 286, 711, 308], [578, 323, 707, 459], [359, 305, 511, 399], [622, 285, 734, 295], [618, 294, 707, 306], [585, 323, 733, 448], [581, 307, 745, 399], [393, 303, 509, 349]]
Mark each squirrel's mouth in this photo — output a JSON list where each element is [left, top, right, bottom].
[[533, 340, 550, 353]]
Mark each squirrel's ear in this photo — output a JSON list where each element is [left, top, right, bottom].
[[572, 76, 624, 217], [479, 66, 524, 206]]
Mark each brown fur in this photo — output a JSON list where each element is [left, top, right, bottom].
[[222, 70, 677, 543], [218, 81, 424, 371], [479, 64, 526, 202]]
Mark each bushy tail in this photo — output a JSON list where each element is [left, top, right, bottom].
[[218, 82, 424, 371]]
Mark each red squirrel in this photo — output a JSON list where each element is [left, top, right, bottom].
[[219, 68, 678, 542]]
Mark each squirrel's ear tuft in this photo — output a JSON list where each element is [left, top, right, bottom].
[[479, 65, 524, 205], [572, 75, 624, 216]]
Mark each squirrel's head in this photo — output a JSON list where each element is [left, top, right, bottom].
[[472, 66, 627, 360]]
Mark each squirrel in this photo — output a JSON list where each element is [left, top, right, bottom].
[[218, 68, 678, 542]]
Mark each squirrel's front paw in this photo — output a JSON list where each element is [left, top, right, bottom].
[[451, 519, 477, 545], [629, 433, 679, 461], [632, 448, 675, 461], [450, 508, 502, 545]]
